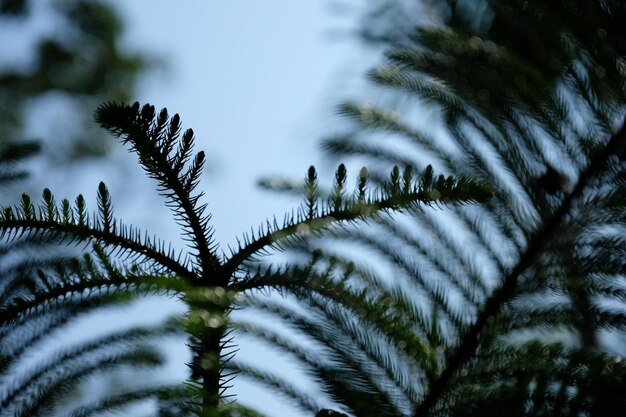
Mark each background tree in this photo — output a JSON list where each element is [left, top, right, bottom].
[[0, 0, 149, 181]]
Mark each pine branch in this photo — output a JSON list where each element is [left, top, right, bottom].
[[0, 271, 185, 328], [413, 118, 626, 417], [68, 385, 186, 417], [0, 217, 192, 279], [95, 102, 221, 279], [12, 349, 162, 417], [223, 165, 491, 280], [0, 140, 40, 187], [239, 294, 413, 416], [1, 324, 168, 413], [227, 361, 321, 414], [0, 312, 73, 376], [0, 191, 194, 281]]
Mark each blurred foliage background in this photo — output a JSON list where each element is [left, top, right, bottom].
[[0, 0, 149, 195]]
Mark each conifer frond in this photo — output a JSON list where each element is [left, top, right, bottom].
[[95, 102, 221, 277], [68, 385, 186, 417], [2, 321, 159, 415], [9, 347, 162, 417], [224, 164, 491, 279], [236, 257, 445, 361], [0, 241, 186, 415], [0, 188, 194, 280], [0, 140, 40, 186], [0, 262, 185, 331], [280, 1, 626, 415], [438, 342, 626, 416], [226, 360, 321, 414], [237, 294, 419, 417], [415, 117, 626, 417]]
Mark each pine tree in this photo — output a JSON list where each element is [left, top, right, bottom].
[[0, 100, 488, 415], [239, 0, 626, 415]]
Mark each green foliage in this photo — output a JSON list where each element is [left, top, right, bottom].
[[5, 1, 623, 415], [0, 140, 39, 186], [0, 0, 149, 168], [234, 0, 626, 416], [0, 100, 486, 415]]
